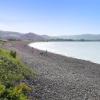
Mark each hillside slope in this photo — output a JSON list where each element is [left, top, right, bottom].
[[0, 30, 47, 41]]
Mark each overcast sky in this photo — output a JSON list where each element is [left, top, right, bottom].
[[0, 0, 100, 36]]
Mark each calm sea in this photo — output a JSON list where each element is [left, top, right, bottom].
[[29, 42, 100, 64]]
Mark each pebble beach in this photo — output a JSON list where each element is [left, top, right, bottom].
[[2, 41, 100, 100]]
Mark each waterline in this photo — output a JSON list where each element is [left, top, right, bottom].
[[29, 42, 100, 64]]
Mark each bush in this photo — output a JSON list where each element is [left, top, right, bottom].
[[0, 83, 31, 100], [0, 84, 5, 95], [0, 49, 35, 99], [10, 51, 16, 58]]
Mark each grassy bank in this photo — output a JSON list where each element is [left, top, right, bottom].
[[0, 48, 35, 100]]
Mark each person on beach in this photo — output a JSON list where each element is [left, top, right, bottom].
[[45, 50, 48, 56], [39, 50, 48, 56]]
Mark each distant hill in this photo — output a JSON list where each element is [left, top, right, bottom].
[[41, 35, 52, 40], [0, 31, 22, 40], [0, 30, 47, 41], [22, 33, 46, 41], [55, 34, 100, 41], [0, 30, 100, 41]]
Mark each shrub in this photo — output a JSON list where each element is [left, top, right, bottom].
[[0, 49, 35, 99], [10, 50, 16, 58], [0, 84, 5, 95], [0, 83, 31, 100]]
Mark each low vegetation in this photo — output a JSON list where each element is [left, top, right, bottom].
[[0, 48, 35, 100], [10, 50, 17, 58]]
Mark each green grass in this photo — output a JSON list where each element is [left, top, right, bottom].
[[0, 49, 35, 85], [0, 48, 35, 99]]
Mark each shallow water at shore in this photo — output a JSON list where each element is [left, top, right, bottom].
[[29, 41, 100, 64]]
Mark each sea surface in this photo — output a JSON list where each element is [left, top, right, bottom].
[[29, 42, 100, 64]]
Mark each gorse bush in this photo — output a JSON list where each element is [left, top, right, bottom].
[[0, 49, 35, 85], [0, 83, 32, 100], [0, 49, 35, 99]]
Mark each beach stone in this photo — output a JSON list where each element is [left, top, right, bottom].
[[2, 41, 100, 100]]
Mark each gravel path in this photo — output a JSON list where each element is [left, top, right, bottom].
[[3, 41, 100, 100]]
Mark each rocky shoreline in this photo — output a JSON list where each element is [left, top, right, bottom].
[[2, 41, 100, 100]]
